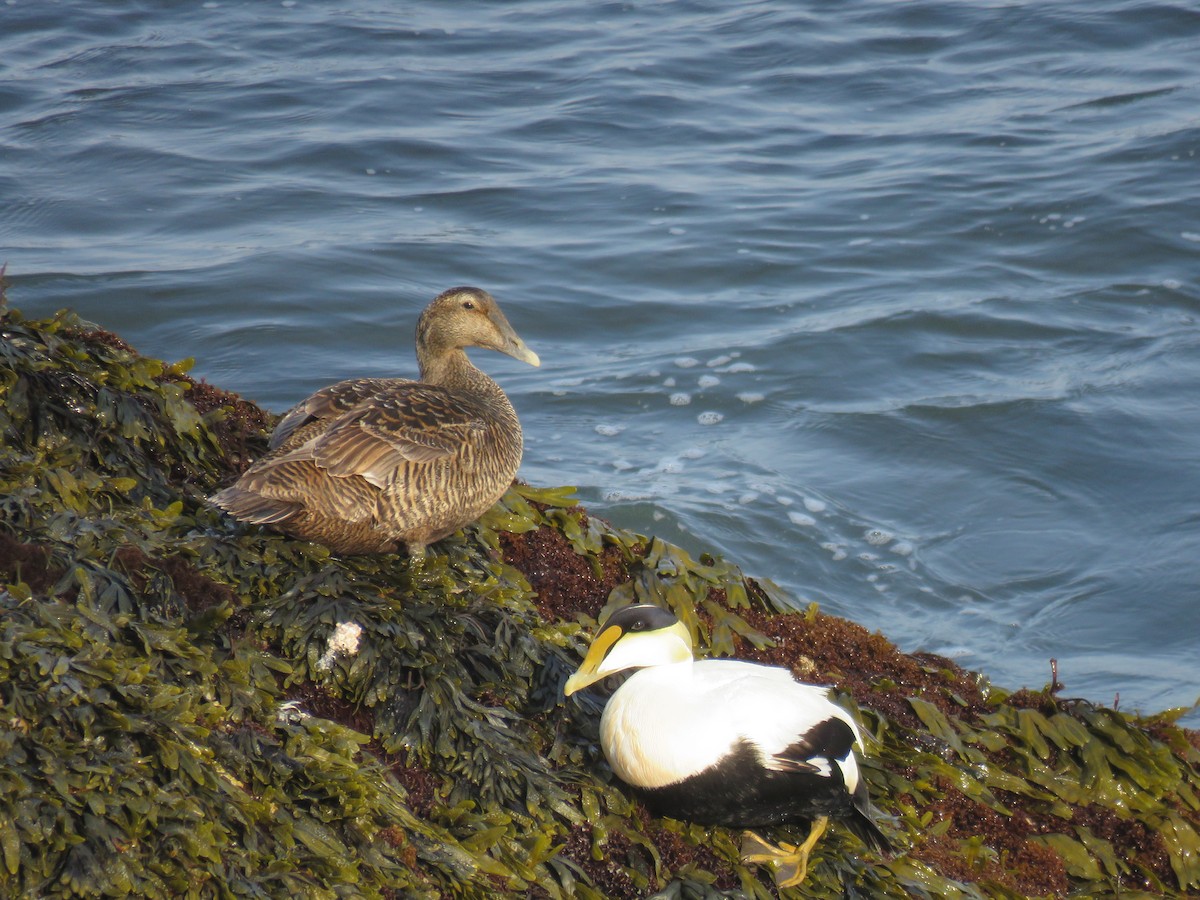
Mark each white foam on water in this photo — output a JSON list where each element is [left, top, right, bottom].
[[698, 374, 720, 388], [669, 392, 692, 406], [864, 529, 893, 546], [736, 392, 765, 403], [604, 489, 655, 501], [931, 645, 975, 660], [595, 423, 625, 436], [674, 357, 700, 368], [679, 447, 706, 459], [725, 362, 755, 373], [802, 496, 826, 513], [787, 511, 816, 526], [697, 411, 723, 425], [662, 376, 676, 387], [706, 354, 735, 367]]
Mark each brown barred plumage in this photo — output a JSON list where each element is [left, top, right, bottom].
[[209, 287, 539, 557]]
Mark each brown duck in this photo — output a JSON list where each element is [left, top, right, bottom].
[[209, 286, 540, 557]]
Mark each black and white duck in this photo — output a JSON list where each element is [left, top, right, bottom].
[[564, 603, 891, 888]]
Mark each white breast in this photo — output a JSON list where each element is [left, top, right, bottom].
[[599, 659, 862, 790]]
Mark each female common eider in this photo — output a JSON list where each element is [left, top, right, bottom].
[[209, 286, 539, 558], [564, 604, 891, 888]]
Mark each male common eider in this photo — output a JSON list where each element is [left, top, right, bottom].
[[564, 604, 891, 887], [209, 286, 539, 558]]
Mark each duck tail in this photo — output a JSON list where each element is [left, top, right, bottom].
[[847, 804, 893, 856], [209, 486, 299, 525]]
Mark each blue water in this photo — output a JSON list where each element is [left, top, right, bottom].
[[3, 0, 1199, 722]]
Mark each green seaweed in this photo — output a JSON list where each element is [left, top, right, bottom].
[[2, 288, 1200, 898]]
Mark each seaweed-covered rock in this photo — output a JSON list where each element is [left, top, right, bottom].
[[2, 284, 1199, 898]]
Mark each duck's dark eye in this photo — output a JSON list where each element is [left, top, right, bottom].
[[629, 620, 645, 631], [462, 300, 475, 310]]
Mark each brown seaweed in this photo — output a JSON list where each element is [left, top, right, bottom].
[[2, 285, 1199, 898]]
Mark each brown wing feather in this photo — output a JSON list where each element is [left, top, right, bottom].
[[270, 378, 404, 451], [222, 456, 382, 525], [279, 383, 488, 488]]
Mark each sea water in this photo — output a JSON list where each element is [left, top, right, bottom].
[[3, 0, 1198, 721]]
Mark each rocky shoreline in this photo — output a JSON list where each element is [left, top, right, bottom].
[[2, 285, 1199, 898]]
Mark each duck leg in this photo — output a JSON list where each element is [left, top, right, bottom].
[[740, 815, 829, 888]]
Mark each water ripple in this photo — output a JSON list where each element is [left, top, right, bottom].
[[3, 0, 1199, 720]]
